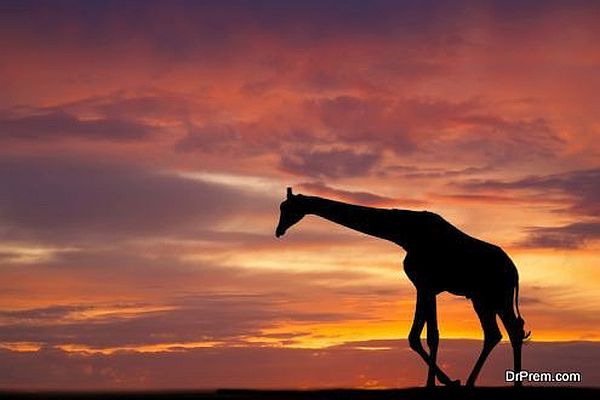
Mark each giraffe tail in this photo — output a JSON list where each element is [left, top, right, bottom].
[[514, 271, 531, 341]]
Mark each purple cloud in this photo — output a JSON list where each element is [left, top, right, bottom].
[[459, 169, 600, 249], [280, 148, 382, 179], [175, 124, 241, 154], [0, 111, 156, 141], [519, 222, 600, 249], [0, 156, 266, 244], [298, 181, 425, 207], [461, 169, 600, 217]]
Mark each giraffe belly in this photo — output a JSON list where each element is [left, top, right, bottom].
[[404, 254, 475, 296], [447, 287, 471, 298], [404, 240, 515, 302]]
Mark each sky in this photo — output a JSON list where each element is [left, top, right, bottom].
[[0, 0, 599, 390]]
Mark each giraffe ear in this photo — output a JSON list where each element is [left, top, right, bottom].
[[287, 187, 293, 199]]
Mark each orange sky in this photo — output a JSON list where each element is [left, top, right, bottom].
[[0, 0, 599, 390]]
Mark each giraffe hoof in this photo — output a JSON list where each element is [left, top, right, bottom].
[[426, 375, 436, 388], [448, 379, 461, 387]]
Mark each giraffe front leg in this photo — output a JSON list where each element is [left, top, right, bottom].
[[409, 291, 460, 387], [425, 295, 439, 387]]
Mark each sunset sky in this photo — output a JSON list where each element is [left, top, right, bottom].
[[1, 0, 599, 390]]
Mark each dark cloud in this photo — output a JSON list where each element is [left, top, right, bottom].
[[461, 169, 600, 217], [0, 157, 265, 244], [432, 193, 538, 205], [309, 95, 473, 142], [0, 111, 156, 141], [175, 124, 241, 154], [91, 94, 194, 121], [0, 305, 86, 322], [449, 115, 564, 162], [384, 165, 492, 179], [0, 295, 271, 347], [280, 148, 381, 179], [439, 113, 563, 163], [0, 292, 371, 349], [306, 95, 418, 153], [16, 89, 557, 170], [519, 222, 600, 249], [307, 95, 561, 163], [459, 169, 600, 249], [516, 296, 545, 306], [298, 181, 425, 208]]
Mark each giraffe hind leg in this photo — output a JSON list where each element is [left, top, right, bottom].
[[499, 302, 526, 387], [466, 299, 502, 387]]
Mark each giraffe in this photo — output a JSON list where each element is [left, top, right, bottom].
[[275, 188, 530, 387]]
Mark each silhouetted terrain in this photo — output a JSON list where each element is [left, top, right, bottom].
[[1, 387, 599, 400]]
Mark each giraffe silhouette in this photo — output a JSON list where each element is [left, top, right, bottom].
[[275, 187, 530, 387]]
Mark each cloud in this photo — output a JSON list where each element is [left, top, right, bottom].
[[518, 222, 600, 249], [175, 124, 241, 153], [0, 305, 86, 322], [305, 95, 418, 153], [0, 110, 156, 141], [446, 115, 564, 162], [91, 93, 195, 121], [280, 148, 382, 179], [298, 181, 425, 208], [384, 165, 492, 180], [458, 169, 600, 249], [0, 157, 266, 244], [0, 241, 404, 351], [461, 169, 600, 217], [305, 95, 562, 163], [0, 290, 375, 349]]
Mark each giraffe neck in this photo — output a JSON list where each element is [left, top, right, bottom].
[[299, 195, 411, 245]]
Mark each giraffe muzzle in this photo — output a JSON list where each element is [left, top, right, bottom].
[[275, 226, 286, 238]]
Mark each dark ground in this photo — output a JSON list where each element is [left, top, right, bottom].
[[0, 387, 598, 400]]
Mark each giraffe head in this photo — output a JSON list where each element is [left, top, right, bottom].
[[275, 187, 306, 238]]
